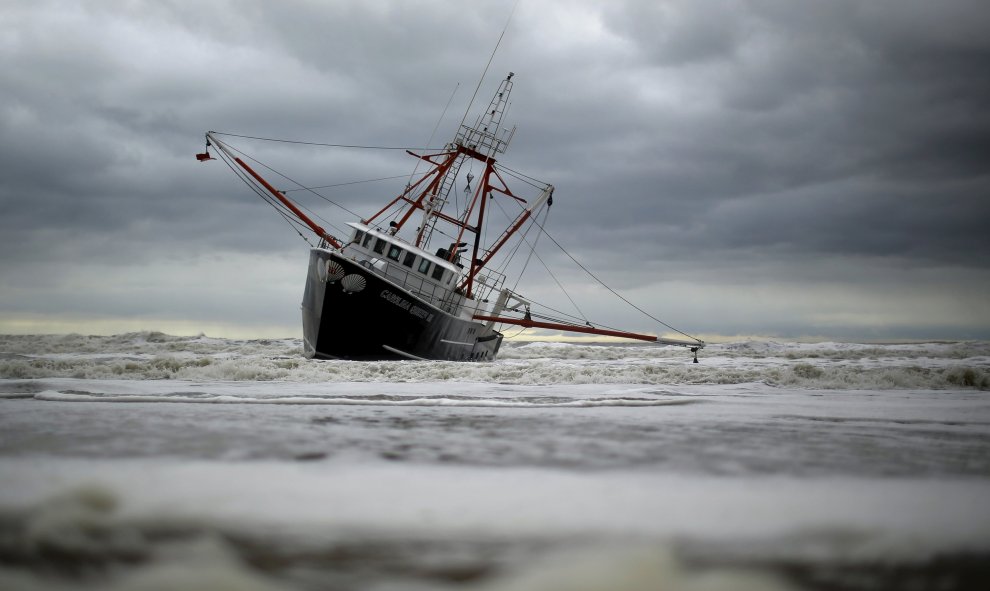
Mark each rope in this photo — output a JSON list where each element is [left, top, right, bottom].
[[478, 175, 702, 344], [283, 173, 411, 192], [215, 147, 315, 247], [215, 138, 359, 237], [528, 215, 704, 344], [494, 163, 548, 190], [519, 232, 590, 325], [491, 196, 589, 324], [210, 131, 438, 151], [457, 0, 520, 131], [512, 203, 547, 291], [408, 82, 460, 188]]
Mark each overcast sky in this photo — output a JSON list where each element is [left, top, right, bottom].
[[2, 0, 988, 342]]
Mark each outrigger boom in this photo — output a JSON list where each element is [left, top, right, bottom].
[[471, 315, 701, 347]]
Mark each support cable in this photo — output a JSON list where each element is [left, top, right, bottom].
[[408, 82, 460, 188], [494, 163, 547, 190], [283, 173, 411, 192], [481, 181, 702, 344], [456, 0, 521, 132], [216, 140, 357, 238], [512, 201, 548, 291], [215, 149, 315, 246], [528, 215, 703, 344], [211, 131, 439, 151], [492, 197, 590, 324]]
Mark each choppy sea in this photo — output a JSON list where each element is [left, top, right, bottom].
[[1, 332, 989, 590]]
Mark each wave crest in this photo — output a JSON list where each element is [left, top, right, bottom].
[[1, 334, 988, 390]]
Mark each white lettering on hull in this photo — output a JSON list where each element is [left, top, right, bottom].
[[380, 289, 435, 322]]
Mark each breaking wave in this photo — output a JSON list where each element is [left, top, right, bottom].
[[0, 332, 988, 390]]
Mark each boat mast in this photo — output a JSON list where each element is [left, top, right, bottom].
[[417, 72, 517, 245], [361, 73, 536, 297]]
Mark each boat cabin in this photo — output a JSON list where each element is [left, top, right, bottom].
[[340, 222, 467, 313]]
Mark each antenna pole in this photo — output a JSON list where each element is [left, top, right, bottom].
[[457, 0, 520, 131]]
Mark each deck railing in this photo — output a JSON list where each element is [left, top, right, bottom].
[[362, 257, 505, 317]]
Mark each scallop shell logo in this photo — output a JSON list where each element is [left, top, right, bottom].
[[325, 261, 345, 283], [341, 273, 367, 294]]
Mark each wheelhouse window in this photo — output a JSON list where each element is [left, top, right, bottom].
[[362, 233, 374, 248], [387, 245, 402, 261], [353, 230, 364, 244], [418, 259, 431, 275], [402, 251, 416, 267], [431, 265, 445, 281], [373, 238, 387, 255]]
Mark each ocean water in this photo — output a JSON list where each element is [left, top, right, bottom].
[[1, 333, 989, 590]]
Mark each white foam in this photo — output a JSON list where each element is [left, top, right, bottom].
[[3, 334, 988, 390]]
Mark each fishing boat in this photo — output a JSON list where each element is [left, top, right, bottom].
[[198, 73, 704, 361]]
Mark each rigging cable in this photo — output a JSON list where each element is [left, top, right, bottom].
[[402, 83, 462, 242], [527, 214, 703, 344], [216, 139, 358, 238], [283, 173, 411, 192], [215, 148, 315, 246], [408, 82, 460, 188], [493, 198, 590, 324], [213, 136, 439, 244], [480, 173, 702, 343], [512, 201, 548, 292], [494, 163, 548, 190], [286, 172, 433, 231], [456, 0, 520, 131], [475, 193, 588, 331], [210, 132, 439, 151]]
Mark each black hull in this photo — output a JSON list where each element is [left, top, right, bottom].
[[301, 249, 503, 361]]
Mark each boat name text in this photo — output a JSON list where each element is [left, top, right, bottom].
[[380, 290, 434, 322]]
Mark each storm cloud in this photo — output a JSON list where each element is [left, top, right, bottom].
[[1, 0, 988, 340]]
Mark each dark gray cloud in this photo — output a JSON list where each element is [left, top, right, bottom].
[[1, 0, 988, 339]]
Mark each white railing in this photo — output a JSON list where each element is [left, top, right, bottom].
[[361, 258, 462, 315], [362, 257, 506, 317]]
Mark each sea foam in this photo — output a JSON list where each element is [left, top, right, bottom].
[[1, 333, 988, 390]]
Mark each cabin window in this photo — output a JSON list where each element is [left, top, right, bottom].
[[362, 233, 374, 248], [402, 251, 416, 267], [353, 230, 364, 244], [418, 259, 431, 275], [431, 265, 445, 281], [373, 238, 386, 255], [387, 245, 402, 261]]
